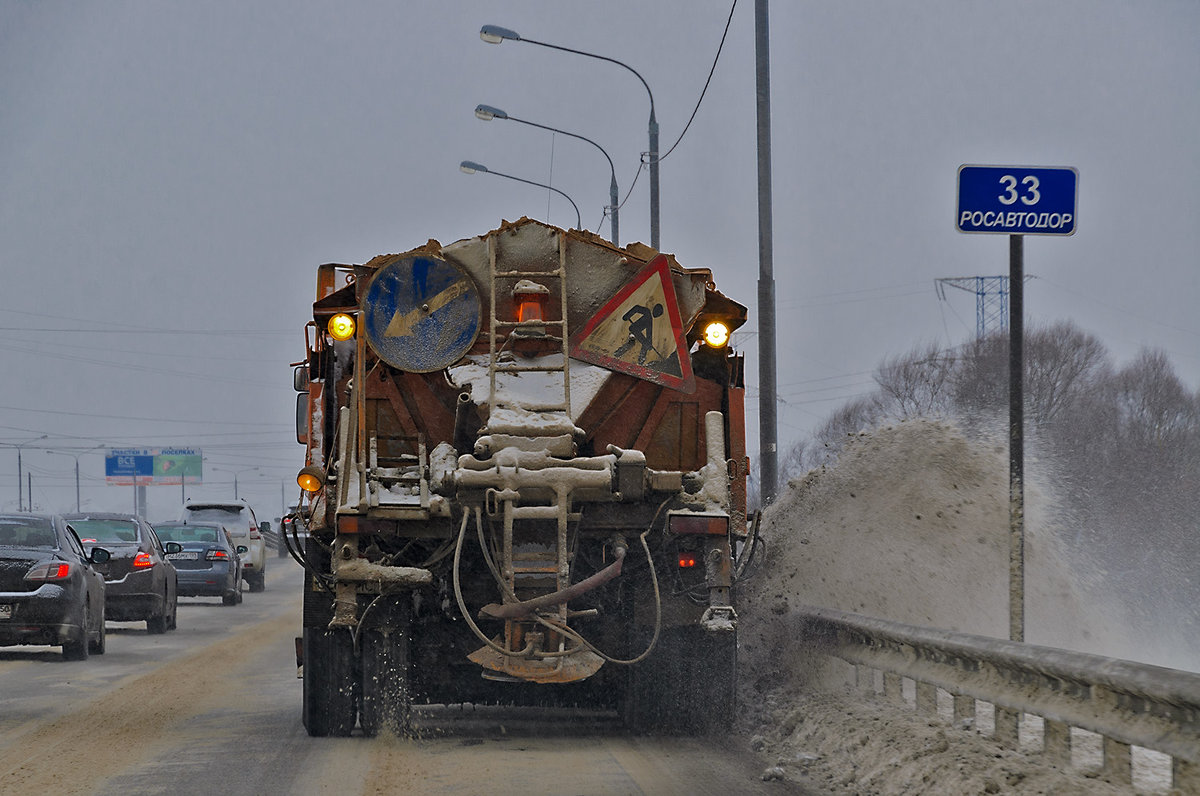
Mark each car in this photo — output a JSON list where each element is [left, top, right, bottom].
[[180, 500, 266, 592], [153, 521, 244, 605], [64, 512, 179, 634], [0, 512, 111, 660]]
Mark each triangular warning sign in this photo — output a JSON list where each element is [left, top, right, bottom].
[[569, 254, 696, 393]]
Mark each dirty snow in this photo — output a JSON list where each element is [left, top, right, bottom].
[[739, 418, 1176, 794]]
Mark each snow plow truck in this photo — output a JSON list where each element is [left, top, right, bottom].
[[288, 218, 750, 736]]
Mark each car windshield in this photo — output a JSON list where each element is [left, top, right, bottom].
[[185, 508, 247, 534], [0, 517, 57, 548], [156, 524, 220, 543], [69, 519, 139, 544]]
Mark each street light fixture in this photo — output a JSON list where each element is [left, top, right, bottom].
[[474, 103, 620, 245], [460, 160, 581, 230], [480, 24, 659, 250], [210, 466, 259, 500]]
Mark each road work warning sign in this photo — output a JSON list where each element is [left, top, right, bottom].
[[569, 254, 695, 393]]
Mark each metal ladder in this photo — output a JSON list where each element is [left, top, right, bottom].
[[486, 231, 572, 416]]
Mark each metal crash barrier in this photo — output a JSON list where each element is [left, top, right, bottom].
[[798, 606, 1200, 791]]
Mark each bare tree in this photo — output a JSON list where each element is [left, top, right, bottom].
[[873, 342, 957, 419]]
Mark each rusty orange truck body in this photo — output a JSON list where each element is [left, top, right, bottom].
[[289, 218, 749, 735]]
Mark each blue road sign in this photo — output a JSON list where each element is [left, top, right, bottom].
[[361, 254, 482, 373], [957, 165, 1078, 236]]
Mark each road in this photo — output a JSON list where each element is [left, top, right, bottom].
[[0, 559, 811, 796]]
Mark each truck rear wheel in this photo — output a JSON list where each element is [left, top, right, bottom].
[[302, 627, 358, 736]]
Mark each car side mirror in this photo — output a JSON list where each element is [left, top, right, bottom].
[[164, 542, 183, 554], [236, 545, 248, 555], [260, 521, 271, 533], [90, 547, 111, 564]]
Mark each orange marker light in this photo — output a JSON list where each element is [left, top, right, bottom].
[[678, 555, 697, 568]]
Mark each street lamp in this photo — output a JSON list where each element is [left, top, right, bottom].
[[210, 466, 259, 500], [480, 24, 659, 250], [475, 103, 620, 245], [0, 435, 48, 511], [45, 449, 86, 512], [460, 160, 581, 230]]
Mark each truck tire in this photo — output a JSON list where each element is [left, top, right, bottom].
[[359, 623, 412, 737], [303, 627, 358, 736]]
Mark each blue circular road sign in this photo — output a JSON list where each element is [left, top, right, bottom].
[[361, 255, 482, 372]]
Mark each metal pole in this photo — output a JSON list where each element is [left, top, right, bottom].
[[234, 473, 239, 500], [1008, 233, 1025, 642], [755, 0, 778, 506], [17, 448, 23, 511], [648, 110, 659, 250], [609, 173, 620, 246], [74, 458, 80, 512], [26, 472, 31, 513]]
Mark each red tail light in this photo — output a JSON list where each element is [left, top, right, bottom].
[[25, 562, 72, 582], [250, 527, 261, 540], [206, 549, 229, 561], [133, 552, 154, 569], [678, 555, 697, 568]]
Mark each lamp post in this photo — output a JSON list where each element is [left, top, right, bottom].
[[480, 24, 658, 250], [475, 104, 620, 245], [210, 466, 258, 500], [45, 449, 85, 512], [460, 160, 581, 230]]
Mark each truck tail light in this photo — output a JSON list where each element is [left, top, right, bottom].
[[133, 552, 154, 569], [678, 555, 697, 568], [25, 562, 72, 582]]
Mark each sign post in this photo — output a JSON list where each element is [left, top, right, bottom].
[[956, 165, 1077, 644]]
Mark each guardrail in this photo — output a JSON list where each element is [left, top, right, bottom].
[[797, 606, 1200, 792]]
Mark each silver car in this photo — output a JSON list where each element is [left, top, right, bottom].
[[179, 500, 266, 592]]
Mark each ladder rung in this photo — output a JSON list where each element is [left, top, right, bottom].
[[495, 270, 564, 279], [493, 364, 567, 373], [494, 319, 565, 329]]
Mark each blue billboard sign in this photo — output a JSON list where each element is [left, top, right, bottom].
[[106, 448, 202, 485], [957, 165, 1078, 236]]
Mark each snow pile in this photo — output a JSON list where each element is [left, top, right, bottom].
[[737, 418, 1156, 794]]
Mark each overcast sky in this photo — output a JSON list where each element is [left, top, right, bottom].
[[2, 1, 1197, 519]]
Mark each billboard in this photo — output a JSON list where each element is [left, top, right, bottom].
[[106, 448, 202, 486]]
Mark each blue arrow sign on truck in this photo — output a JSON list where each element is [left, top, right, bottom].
[[957, 165, 1078, 236]]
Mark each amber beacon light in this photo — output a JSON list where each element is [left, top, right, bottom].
[[327, 313, 356, 341], [296, 465, 325, 493]]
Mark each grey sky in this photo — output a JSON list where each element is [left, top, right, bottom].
[[2, 1, 1197, 517]]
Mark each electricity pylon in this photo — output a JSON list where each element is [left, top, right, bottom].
[[935, 276, 1009, 339]]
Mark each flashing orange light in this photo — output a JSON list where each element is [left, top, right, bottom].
[[297, 465, 325, 493], [678, 555, 697, 569], [133, 552, 154, 569], [513, 279, 549, 324], [328, 313, 356, 341]]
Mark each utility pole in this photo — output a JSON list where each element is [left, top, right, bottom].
[[755, 0, 778, 506]]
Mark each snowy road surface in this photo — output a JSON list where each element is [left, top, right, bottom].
[[0, 560, 810, 796]]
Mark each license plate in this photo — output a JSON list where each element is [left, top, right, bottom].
[[0, 604, 11, 620], [166, 552, 199, 561]]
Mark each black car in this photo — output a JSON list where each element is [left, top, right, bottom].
[[153, 521, 244, 606], [0, 513, 110, 660], [64, 513, 179, 634]]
